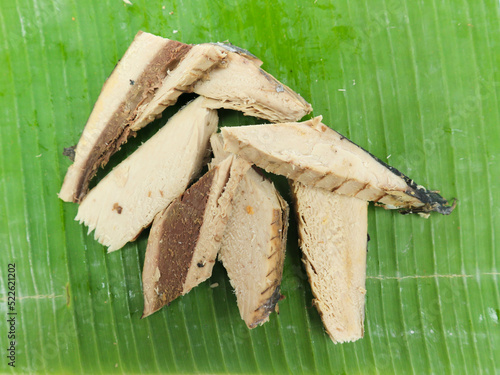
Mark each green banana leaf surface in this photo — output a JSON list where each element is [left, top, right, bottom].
[[1, 0, 499, 373]]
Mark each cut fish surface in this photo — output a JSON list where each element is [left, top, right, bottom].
[[194, 45, 312, 123], [292, 181, 367, 343], [211, 134, 289, 328], [142, 142, 251, 317], [76, 97, 217, 252], [59, 31, 197, 202], [222, 116, 455, 214], [219, 168, 288, 328], [59, 33, 312, 203]]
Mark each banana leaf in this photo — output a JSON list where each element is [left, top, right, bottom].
[[0, 0, 498, 373]]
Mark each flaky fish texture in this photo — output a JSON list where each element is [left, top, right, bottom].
[[59, 32, 312, 203], [59, 31, 206, 202], [222, 116, 455, 214], [210, 135, 288, 328], [194, 44, 312, 123], [76, 97, 217, 252], [142, 137, 251, 318], [292, 182, 367, 343]]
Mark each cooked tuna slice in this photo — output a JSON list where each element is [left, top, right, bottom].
[[292, 181, 367, 343], [131, 44, 227, 130], [59, 32, 224, 203], [76, 97, 217, 252], [219, 168, 289, 328], [142, 154, 251, 318], [60, 33, 312, 203], [193, 44, 312, 123], [222, 116, 456, 214], [210, 133, 289, 327]]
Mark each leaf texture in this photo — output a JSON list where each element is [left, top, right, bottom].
[[0, 0, 498, 373]]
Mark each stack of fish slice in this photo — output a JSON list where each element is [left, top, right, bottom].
[[59, 31, 455, 342]]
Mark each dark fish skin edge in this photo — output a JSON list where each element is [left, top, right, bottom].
[[208, 42, 260, 61], [249, 285, 282, 329], [68, 40, 192, 203], [336, 130, 457, 215], [262, 285, 282, 314], [247, 188, 288, 329]]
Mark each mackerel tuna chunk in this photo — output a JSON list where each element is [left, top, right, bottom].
[[76, 97, 217, 252], [59, 31, 312, 203], [142, 149, 251, 317], [210, 135, 288, 328], [59, 31, 201, 202], [292, 182, 367, 343], [193, 44, 312, 123], [222, 116, 456, 214]]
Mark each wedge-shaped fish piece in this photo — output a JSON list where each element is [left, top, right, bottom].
[[219, 169, 289, 328], [222, 116, 455, 214], [141, 165, 226, 318], [292, 181, 367, 343], [210, 135, 289, 328], [142, 152, 251, 318], [60, 33, 312, 203], [76, 97, 218, 252], [131, 44, 227, 130], [133, 41, 312, 136], [194, 44, 312, 123], [59, 32, 224, 203]]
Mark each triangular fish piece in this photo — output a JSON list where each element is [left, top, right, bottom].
[[59, 31, 207, 202], [222, 116, 455, 214], [76, 97, 217, 252], [210, 134, 289, 328], [292, 181, 367, 343], [142, 140, 251, 318], [194, 44, 312, 123]]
